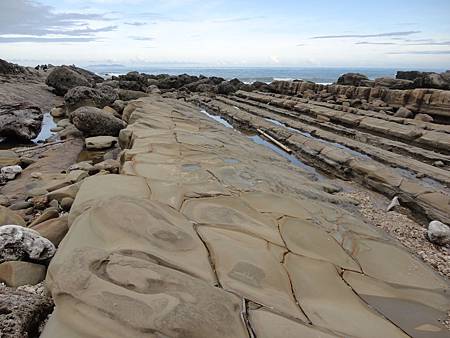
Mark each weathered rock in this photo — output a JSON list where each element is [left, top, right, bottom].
[[46, 182, 80, 202], [0, 285, 53, 338], [0, 225, 56, 263], [29, 208, 59, 227], [58, 124, 83, 139], [68, 161, 95, 172], [0, 206, 26, 226], [0, 150, 20, 167], [66, 169, 89, 183], [64, 85, 118, 112], [71, 106, 126, 137], [414, 113, 434, 122], [337, 73, 369, 86], [111, 99, 126, 114], [427, 221, 450, 246], [0, 103, 43, 141], [116, 88, 148, 101], [0, 59, 28, 75], [93, 159, 119, 173], [31, 215, 68, 246], [394, 107, 413, 118], [60, 197, 74, 211], [9, 200, 33, 211], [85, 136, 118, 150], [1, 165, 22, 180], [45, 66, 91, 96], [102, 106, 121, 118], [373, 77, 414, 89], [0, 261, 46, 287], [50, 107, 65, 118]]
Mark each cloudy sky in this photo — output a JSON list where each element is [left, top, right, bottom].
[[1, 0, 450, 68]]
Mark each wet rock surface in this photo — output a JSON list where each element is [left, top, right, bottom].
[[41, 95, 450, 338]]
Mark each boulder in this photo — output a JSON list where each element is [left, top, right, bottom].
[[60, 197, 74, 211], [0, 285, 53, 338], [217, 79, 243, 95], [0, 206, 26, 226], [45, 66, 91, 96], [394, 107, 413, 118], [71, 106, 126, 137], [85, 136, 118, 150], [0, 150, 20, 167], [0, 103, 43, 141], [1, 165, 22, 180], [427, 221, 450, 246], [116, 89, 148, 101], [337, 73, 369, 86], [50, 107, 65, 118], [64, 85, 118, 112], [414, 113, 434, 123], [0, 261, 46, 287], [31, 215, 68, 246], [0, 225, 56, 263]]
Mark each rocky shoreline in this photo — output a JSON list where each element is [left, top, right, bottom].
[[0, 59, 449, 337]]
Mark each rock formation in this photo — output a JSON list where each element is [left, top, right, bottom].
[[0, 103, 43, 141]]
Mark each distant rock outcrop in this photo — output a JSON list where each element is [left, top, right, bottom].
[[396, 70, 450, 90], [0, 59, 28, 75], [336, 73, 369, 86]]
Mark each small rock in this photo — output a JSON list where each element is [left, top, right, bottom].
[[46, 182, 80, 202], [60, 197, 74, 211], [58, 125, 83, 139], [68, 161, 94, 172], [0, 261, 46, 287], [31, 215, 68, 247], [0, 195, 10, 207], [27, 187, 49, 197], [9, 200, 33, 211], [50, 127, 64, 132], [0, 150, 20, 167], [102, 106, 121, 118], [56, 118, 71, 128], [29, 208, 59, 227], [0, 165, 22, 180], [19, 157, 35, 168], [31, 195, 48, 210], [433, 160, 444, 167], [386, 196, 400, 212], [93, 159, 120, 173], [50, 107, 65, 118], [48, 199, 59, 209], [414, 113, 434, 123], [85, 135, 118, 150], [0, 225, 56, 263], [0, 206, 26, 226], [31, 172, 43, 179], [394, 107, 413, 118], [427, 221, 450, 246], [67, 169, 89, 183]]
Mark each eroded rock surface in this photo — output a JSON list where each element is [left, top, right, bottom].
[[42, 95, 450, 338]]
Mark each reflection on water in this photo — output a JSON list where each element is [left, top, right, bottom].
[[32, 113, 58, 143], [200, 109, 234, 128]]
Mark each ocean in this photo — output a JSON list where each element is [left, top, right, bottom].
[[85, 66, 446, 84]]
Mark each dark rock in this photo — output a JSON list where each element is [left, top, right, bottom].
[[0, 285, 53, 338], [67, 65, 103, 84], [46, 66, 92, 96], [0, 103, 43, 141], [64, 85, 118, 112], [336, 73, 369, 86], [0, 59, 28, 75], [118, 80, 143, 91], [251, 81, 272, 92], [111, 100, 126, 114], [116, 89, 148, 101], [414, 73, 450, 90], [71, 106, 126, 137]]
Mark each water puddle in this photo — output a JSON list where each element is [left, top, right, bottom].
[[32, 113, 58, 143], [200, 108, 320, 175], [264, 117, 371, 159]]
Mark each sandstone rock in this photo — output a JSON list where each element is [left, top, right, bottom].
[[102, 105, 121, 118], [50, 107, 65, 118], [0, 206, 25, 226], [0, 103, 43, 141], [0, 150, 20, 167], [71, 106, 126, 137], [93, 159, 120, 173], [60, 197, 74, 211], [0, 225, 56, 263], [0, 261, 46, 287], [427, 221, 450, 246], [111, 99, 126, 114], [394, 107, 413, 118], [64, 85, 118, 112], [414, 113, 434, 123], [46, 183, 80, 202], [1, 165, 22, 180], [46, 66, 91, 96], [68, 161, 95, 172], [85, 136, 118, 150], [31, 215, 68, 246], [67, 169, 89, 183], [336, 73, 369, 86], [374, 77, 414, 89], [58, 125, 83, 139], [0, 285, 53, 338], [29, 208, 59, 227]]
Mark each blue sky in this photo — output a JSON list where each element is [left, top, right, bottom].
[[1, 0, 450, 67]]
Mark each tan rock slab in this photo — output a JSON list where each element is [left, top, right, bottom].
[[43, 248, 248, 338], [285, 254, 409, 338], [29, 208, 59, 227], [182, 196, 284, 245], [344, 271, 450, 338], [0, 205, 26, 226], [198, 226, 307, 321], [280, 217, 361, 271], [249, 309, 340, 338], [31, 215, 68, 247], [0, 150, 20, 167], [0, 261, 46, 287], [347, 238, 448, 290]]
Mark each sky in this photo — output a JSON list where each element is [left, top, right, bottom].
[[0, 0, 450, 68]]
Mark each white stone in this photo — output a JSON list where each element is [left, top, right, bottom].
[[1, 165, 22, 180], [386, 196, 400, 212], [427, 221, 450, 246], [0, 225, 56, 263]]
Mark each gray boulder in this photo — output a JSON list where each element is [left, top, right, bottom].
[[0, 103, 43, 141], [427, 221, 450, 246], [0, 225, 56, 263], [71, 106, 126, 137], [336, 73, 369, 86], [64, 85, 118, 112], [46, 66, 92, 95]]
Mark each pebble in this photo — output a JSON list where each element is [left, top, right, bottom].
[[427, 221, 450, 246]]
